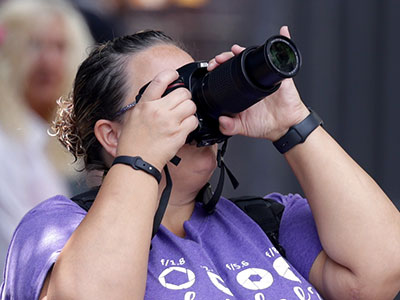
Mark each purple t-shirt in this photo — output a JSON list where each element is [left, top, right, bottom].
[[1, 193, 323, 299]]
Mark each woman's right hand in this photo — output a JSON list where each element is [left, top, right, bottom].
[[116, 69, 198, 171]]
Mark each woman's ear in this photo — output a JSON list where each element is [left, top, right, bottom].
[[94, 119, 121, 158]]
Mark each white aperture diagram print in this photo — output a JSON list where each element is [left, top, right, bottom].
[[157, 247, 323, 300]]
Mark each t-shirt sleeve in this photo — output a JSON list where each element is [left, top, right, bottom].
[[0, 195, 86, 300], [267, 192, 323, 281]]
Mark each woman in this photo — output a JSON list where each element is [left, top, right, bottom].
[[2, 27, 400, 300], [0, 0, 93, 272]]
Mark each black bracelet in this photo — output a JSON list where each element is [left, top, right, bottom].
[[273, 108, 323, 154], [112, 156, 162, 184]]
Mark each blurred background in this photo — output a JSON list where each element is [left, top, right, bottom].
[[0, 0, 399, 295], [86, 0, 400, 210], [60, 0, 400, 209]]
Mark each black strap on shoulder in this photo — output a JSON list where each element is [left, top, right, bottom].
[[70, 186, 99, 212], [229, 196, 286, 258], [70, 165, 173, 241], [71, 189, 286, 257]]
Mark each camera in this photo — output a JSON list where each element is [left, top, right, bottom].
[[137, 35, 301, 146]]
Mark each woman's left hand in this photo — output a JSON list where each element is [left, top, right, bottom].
[[207, 26, 309, 141]]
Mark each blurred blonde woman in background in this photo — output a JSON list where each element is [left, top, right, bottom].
[[0, 0, 93, 271]]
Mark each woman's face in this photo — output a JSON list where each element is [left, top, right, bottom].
[[126, 44, 218, 194], [24, 15, 68, 121]]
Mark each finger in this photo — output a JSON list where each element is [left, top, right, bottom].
[[171, 99, 197, 121], [207, 51, 235, 72], [208, 45, 245, 71], [162, 87, 192, 110], [207, 58, 217, 71], [231, 44, 245, 55], [219, 116, 241, 136], [179, 114, 199, 136], [140, 69, 179, 102], [214, 51, 235, 64], [280, 25, 291, 38]]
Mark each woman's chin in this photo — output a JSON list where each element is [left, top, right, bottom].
[[193, 153, 218, 174]]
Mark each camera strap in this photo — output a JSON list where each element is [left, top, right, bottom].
[[153, 141, 238, 239], [152, 164, 173, 238], [197, 140, 239, 213], [151, 155, 182, 239], [71, 144, 237, 241]]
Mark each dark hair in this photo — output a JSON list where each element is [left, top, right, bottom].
[[52, 30, 181, 171]]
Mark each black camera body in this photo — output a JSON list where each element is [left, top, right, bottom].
[[164, 61, 230, 146], [137, 35, 301, 146]]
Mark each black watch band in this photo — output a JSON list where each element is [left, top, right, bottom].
[[112, 156, 162, 184], [273, 108, 323, 154]]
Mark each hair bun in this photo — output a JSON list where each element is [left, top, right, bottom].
[[50, 92, 85, 162]]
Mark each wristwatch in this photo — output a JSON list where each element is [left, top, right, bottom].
[[273, 108, 323, 154], [112, 156, 162, 183]]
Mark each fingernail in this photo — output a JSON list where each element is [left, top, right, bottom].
[[207, 61, 216, 70], [219, 121, 228, 132]]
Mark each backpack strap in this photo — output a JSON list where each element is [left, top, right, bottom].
[[70, 188, 286, 257], [229, 196, 286, 258], [70, 186, 99, 212]]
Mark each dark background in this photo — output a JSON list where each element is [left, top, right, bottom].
[[109, 0, 400, 208], [75, 0, 400, 298]]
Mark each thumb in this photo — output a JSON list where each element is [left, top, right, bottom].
[[219, 116, 241, 136], [280, 25, 291, 39]]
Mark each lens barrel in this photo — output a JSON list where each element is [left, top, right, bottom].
[[246, 36, 300, 87], [193, 35, 301, 119]]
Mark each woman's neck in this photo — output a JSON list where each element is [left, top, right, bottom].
[[162, 201, 195, 238], [159, 188, 198, 238]]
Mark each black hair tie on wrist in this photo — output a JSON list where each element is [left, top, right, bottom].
[[112, 156, 162, 183]]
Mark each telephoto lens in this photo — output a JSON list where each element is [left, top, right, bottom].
[[193, 35, 301, 119], [135, 35, 302, 146]]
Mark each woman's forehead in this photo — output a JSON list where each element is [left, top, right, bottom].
[[127, 44, 194, 88]]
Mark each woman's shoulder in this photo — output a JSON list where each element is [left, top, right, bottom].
[[1, 195, 87, 299], [8, 194, 87, 257], [16, 194, 87, 228]]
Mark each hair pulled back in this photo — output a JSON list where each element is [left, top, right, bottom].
[[52, 30, 179, 171]]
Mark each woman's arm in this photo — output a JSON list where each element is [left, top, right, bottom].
[[288, 125, 400, 299], [41, 69, 198, 299], [45, 165, 159, 300], [214, 26, 400, 299]]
